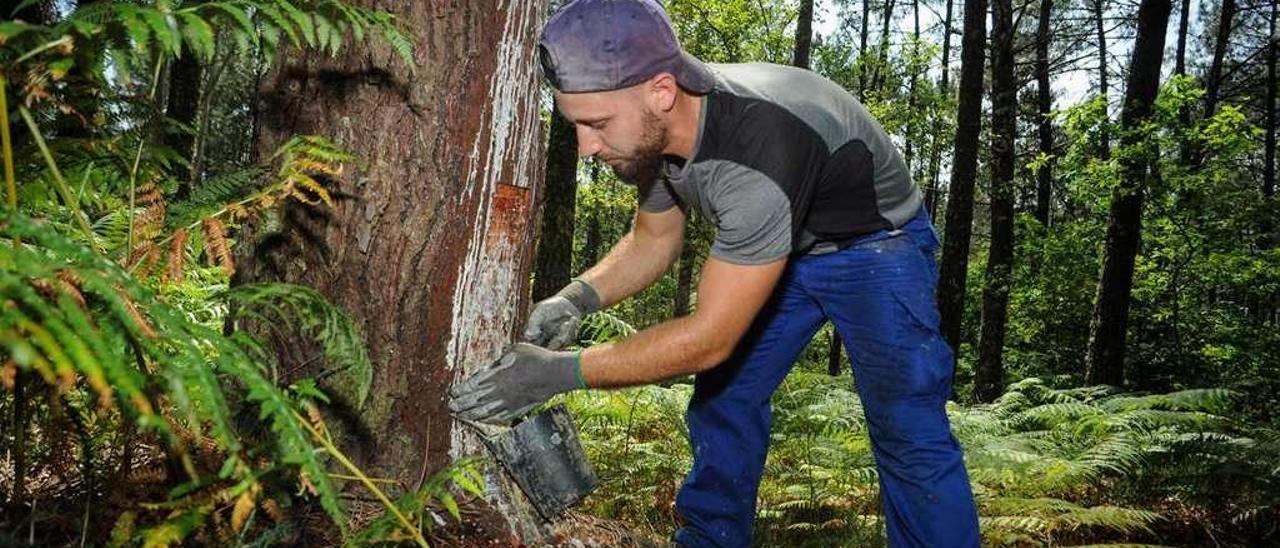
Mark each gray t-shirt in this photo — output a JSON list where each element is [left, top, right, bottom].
[[639, 63, 922, 265]]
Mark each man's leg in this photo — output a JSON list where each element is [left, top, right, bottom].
[[807, 213, 981, 547], [673, 268, 826, 548]]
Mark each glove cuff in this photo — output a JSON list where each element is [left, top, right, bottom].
[[558, 278, 602, 316], [549, 349, 587, 393]]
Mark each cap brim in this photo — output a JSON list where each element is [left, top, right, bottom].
[[677, 52, 716, 94]]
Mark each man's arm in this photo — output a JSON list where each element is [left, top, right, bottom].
[[578, 206, 685, 308], [578, 255, 786, 387]]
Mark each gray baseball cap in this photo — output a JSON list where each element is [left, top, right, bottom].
[[539, 0, 716, 94]]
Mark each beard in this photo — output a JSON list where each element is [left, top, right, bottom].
[[602, 110, 667, 186]]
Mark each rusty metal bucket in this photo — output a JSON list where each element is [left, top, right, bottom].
[[487, 404, 598, 520]]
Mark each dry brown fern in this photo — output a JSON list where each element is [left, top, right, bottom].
[[202, 218, 234, 275], [163, 228, 188, 283]]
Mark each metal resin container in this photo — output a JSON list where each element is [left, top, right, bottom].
[[491, 404, 598, 520]]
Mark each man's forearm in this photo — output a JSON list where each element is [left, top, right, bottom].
[[578, 313, 728, 388], [578, 229, 682, 308]]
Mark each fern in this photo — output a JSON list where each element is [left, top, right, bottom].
[[223, 283, 373, 410]]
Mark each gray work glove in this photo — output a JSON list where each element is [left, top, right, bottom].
[[448, 343, 585, 425], [524, 279, 601, 350]]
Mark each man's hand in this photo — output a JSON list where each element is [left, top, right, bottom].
[[448, 343, 584, 424], [524, 279, 601, 349]]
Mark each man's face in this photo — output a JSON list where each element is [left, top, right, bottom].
[[554, 86, 669, 186]]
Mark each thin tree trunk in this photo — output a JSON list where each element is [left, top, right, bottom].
[[927, 0, 957, 220], [242, 1, 552, 539], [1202, 0, 1237, 121], [976, 0, 1016, 403], [827, 328, 843, 376], [165, 50, 202, 195], [673, 230, 696, 317], [905, 0, 920, 176], [1034, 0, 1054, 227], [1266, 1, 1277, 201], [1094, 0, 1110, 158], [870, 0, 898, 91], [859, 0, 871, 99], [793, 0, 814, 69], [1084, 0, 1172, 387], [532, 112, 579, 301], [1174, 0, 1190, 76], [937, 0, 988, 356]]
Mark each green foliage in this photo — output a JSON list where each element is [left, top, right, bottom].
[[225, 282, 373, 409], [564, 360, 1280, 546], [0, 212, 348, 536], [345, 458, 487, 546]]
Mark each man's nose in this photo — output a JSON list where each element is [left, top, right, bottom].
[[576, 126, 601, 159]]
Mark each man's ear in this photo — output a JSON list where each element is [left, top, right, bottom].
[[646, 72, 679, 113]]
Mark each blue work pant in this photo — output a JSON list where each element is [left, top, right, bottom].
[[673, 210, 981, 547]]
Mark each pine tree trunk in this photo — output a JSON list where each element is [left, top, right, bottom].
[[1262, 0, 1276, 326], [827, 328, 843, 376], [859, 0, 871, 99], [673, 231, 696, 317], [532, 112, 579, 301], [905, 0, 920, 176], [792, 0, 814, 69], [927, 0, 956, 220], [1174, 0, 1190, 76], [1084, 0, 1172, 387], [1034, 0, 1054, 227], [165, 51, 202, 195], [1266, 1, 1277, 201], [1202, 0, 1237, 121], [241, 1, 552, 539], [1094, 0, 1110, 158], [976, 0, 1016, 403], [937, 0, 988, 356]]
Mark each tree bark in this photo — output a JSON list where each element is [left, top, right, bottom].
[[1202, 0, 1237, 121], [792, 0, 814, 69], [826, 328, 842, 376], [1034, 0, 1054, 227], [1084, 0, 1172, 387], [242, 1, 552, 540], [937, 0, 988, 356], [1093, 0, 1110, 158], [1266, 0, 1277, 201], [165, 50, 202, 195], [976, 0, 1016, 403], [1174, 0, 1190, 76], [532, 111, 579, 301], [927, 0, 957, 220], [673, 229, 696, 317], [859, 0, 871, 99]]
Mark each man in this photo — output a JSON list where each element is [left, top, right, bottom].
[[449, 1, 981, 546]]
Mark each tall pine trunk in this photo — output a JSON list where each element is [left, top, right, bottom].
[[937, 0, 988, 357], [1202, 0, 1237, 122], [532, 112, 579, 301], [926, 0, 957, 220], [1034, 0, 1054, 227], [1266, 1, 1277, 202], [673, 227, 696, 318], [241, 1, 552, 539], [976, 0, 1016, 403], [859, 0, 871, 99], [1094, 0, 1110, 158], [793, 0, 814, 69], [1174, 0, 1190, 76], [1084, 0, 1172, 387], [165, 51, 202, 195]]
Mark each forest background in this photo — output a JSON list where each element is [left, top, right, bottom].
[[0, 0, 1277, 546]]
